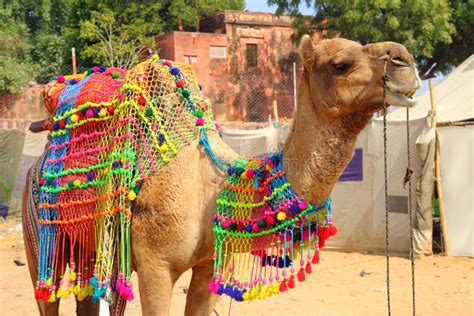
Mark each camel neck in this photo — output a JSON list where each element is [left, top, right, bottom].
[[282, 76, 368, 205]]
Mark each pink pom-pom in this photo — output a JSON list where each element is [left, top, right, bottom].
[[196, 117, 204, 126], [86, 109, 94, 118], [208, 280, 215, 292], [252, 223, 259, 232], [117, 93, 123, 100], [57, 75, 65, 83], [245, 169, 255, 178], [222, 220, 231, 229], [298, 201, 308, 210], [93, 66, 100, 73], [212, 283, 220, 294]]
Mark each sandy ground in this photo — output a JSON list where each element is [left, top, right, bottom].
[[1, 219, 472, 316]]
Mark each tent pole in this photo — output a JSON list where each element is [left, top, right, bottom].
[[429, 80, 450, 256]]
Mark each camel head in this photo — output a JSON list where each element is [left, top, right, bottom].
[[299, 35, 421, 121]]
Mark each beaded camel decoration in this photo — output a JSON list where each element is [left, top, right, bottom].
[[25, 36, 421, 315], [33, 54, 336, 308]]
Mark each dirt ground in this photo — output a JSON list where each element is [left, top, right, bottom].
[[1, 219, 472, 316]]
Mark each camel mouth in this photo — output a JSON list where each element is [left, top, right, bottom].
[[385, 87, 417, 108]]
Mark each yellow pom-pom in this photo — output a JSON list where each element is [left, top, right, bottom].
[[258, 285, 266, 299], [99, 108, 107, 117], [73, 179, 81, 187], [77, 287, 88, 301], [128, 191, 136, 201], [159, 144, 169, 153], [71, 114, 79, 123], [240, 172, 248, 180], [47, 290, 56, 302], [277, 212, 287, 221], [103, 167, 110, 175], [45, 277, 52, 287], [152, 53, 159, 60], [57, 287, 68, 299], [69, 271, 77, 282], [73, 284, 81, 296]]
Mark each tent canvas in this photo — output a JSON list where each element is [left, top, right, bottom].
[[386, 55, 474, 257]]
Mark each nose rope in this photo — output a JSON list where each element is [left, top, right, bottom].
[[382, 57, 416, 316]]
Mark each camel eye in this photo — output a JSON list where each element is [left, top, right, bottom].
[[392, 56, 408, 65], [332, 61, 352, 74]]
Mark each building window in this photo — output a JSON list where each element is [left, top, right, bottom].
[[210, 46, 227, 59], [184, 55, 198, 65], [246, 44, 257, 68]]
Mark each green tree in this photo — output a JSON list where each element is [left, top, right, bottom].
[[0, 3, 34, 94], [269, 0, 472, 78]]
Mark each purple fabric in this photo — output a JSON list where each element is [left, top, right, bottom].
[[339, 148, 363, 181], [0, 204, 8, 219]]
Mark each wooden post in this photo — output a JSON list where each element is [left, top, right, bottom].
[[72, 47, 77, 75], [272, 100, 279, 123], [429, 79, 450, 256]]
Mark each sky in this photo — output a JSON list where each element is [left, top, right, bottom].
[[245, 0, 314, 15], [245, 0, 443, 96]]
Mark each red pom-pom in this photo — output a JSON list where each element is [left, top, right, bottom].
[[265, 216, 275, 226], [319, 239, 326, 248], [39, 178, 45, 186], [57, 75, 65, 83], [288, 275, 295, 288], [297, 268, 305, 282], [177, 79, 185, 88], [34, 288, 42, 300], [58, 120, 66, 128], [305, 262, 312, 274], [279, 279, 287, 292], [328, 224, 337, 236], [237, 222, 245, 231], [312, 252, 320, 264], [138, 96, 146, 105], [108, 106, 115, 114]]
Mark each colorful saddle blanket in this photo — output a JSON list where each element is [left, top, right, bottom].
[[34, 57, 214, 305]]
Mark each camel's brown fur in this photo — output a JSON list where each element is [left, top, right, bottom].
[[23, 36, 420, 315]]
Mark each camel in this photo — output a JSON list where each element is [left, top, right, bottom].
[[23, 35, 420, 315]]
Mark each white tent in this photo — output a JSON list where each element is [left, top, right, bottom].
[[383, 55, 474, 257], [332, 55, 473, 256]]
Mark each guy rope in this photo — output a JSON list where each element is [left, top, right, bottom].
[[382, 54, 417, 316]]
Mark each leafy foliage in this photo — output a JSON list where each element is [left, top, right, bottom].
[[0, 3, 34, 93], [269, 0, 473, 78], [0, 0, 244, 94]]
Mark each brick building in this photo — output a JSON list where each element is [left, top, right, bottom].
[[156, 11, 316, 121]]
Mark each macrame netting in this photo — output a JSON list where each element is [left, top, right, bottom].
[[33, 55, 337, 309], [35, 57, 214, 306], [209, 154, 337, 301]]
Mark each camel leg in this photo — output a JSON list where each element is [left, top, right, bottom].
[[136, 261, 179, 315], [75, 297, 99, 316], [184, 260, 219, 316]]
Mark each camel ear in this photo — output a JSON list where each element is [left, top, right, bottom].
[[299, 35, 316, 66]]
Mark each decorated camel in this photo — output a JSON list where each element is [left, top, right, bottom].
[[22, 35, 420, 315]]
